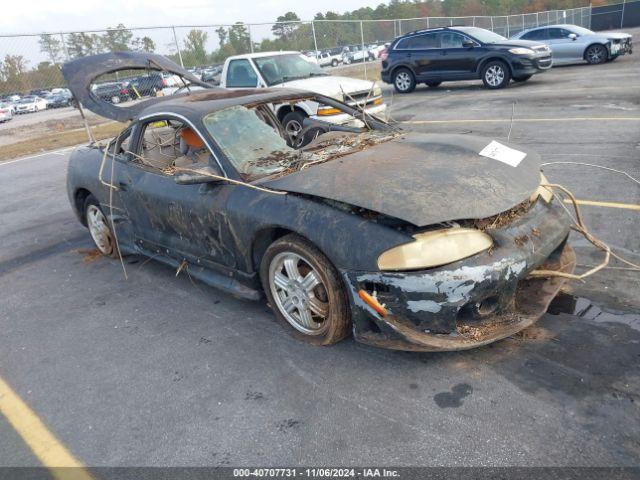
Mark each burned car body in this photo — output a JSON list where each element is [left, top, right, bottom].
[[62, 52, 575, 351]]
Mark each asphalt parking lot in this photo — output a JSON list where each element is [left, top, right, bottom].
[[0, 43, 639, 470]]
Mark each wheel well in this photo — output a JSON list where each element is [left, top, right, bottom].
[[74, 188, 92, 225], [583, 42, 607, 60], [478, 57, 513, 76], [251, 227, 295, 272], [276, 105, 307, 123]]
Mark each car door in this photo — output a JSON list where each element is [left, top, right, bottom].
[[397, 32, 442, 81], [547, 28, 578, 62], [436, 31, 481, 78], [115, 115, 239, 271]]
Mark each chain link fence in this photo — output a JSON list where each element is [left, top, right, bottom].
[[0, 5, 605, 158]]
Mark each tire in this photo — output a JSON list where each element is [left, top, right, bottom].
[[426, 81, 442, 88], [83, 194, 118, 259], [512, 75, 532, 82], [260, 234, 351, 346], [281, 111, 306, 142], [393, 67, 416, 93], [481, 60, 511, 89], [111, 95, 121, 104], [331, 59, 338, 67], [585, 44, 607, 64]]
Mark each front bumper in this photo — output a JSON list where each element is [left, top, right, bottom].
[[511, 54, 553, 75], [341, 200, 575, 351], [610, 39, 633, 56]]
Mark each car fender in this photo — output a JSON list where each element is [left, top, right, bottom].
[[476, 54, 514, 76]]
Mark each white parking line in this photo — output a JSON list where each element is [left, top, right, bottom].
[[0, 147, 74, 167]]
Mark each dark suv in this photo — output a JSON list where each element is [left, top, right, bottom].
[[381, 26, 553, 92]]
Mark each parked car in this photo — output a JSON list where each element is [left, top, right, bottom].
[[47, 93, 72, 108], [342, 44, 376, 64], [93, 82, 131, 104], [511, 24, 633, 65], [201, 65, 222, 85], [15, 96, 48, 113], [316, 51, 342, 67], [62, 51, 575, 352], [127, 73, 165, 97], [0, 102, 13, 122], [381, 26, 553, 92], [220, 51, 386, 140]]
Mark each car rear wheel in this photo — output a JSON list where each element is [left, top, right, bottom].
[[512, 75, 532, 82], [482, 60, 511, 89], [585, 44, 607, 64], [393, 68, 416, 93], [426, 81, 442, 88], [84, 195, 118, 258], [260, 234, 351, 346]]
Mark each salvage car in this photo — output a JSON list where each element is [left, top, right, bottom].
[[381, 26, 553, 92], [511, 24, 633, 65], [62, 51, 575, 352]]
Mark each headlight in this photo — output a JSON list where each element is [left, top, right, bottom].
[[377, 228, 493, 271], [509, 47, 535, 55], [317, 105, 342, 116], [372, 85, 382, 97]]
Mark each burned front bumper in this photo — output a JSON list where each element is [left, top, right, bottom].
[[341, 200, 576, 351]]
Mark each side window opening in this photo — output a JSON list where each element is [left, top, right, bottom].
[[407, 33, 439, 50], [130, 119, 211, 173], [226, 59, 258, 88], [439, 32, 464, 49]]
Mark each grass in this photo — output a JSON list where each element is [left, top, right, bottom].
[[331, 62, 382, 81], [0, 122, 125, 162]]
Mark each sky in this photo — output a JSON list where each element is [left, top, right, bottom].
[[9, 0, 378, 35]]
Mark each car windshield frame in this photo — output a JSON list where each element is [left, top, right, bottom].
[[252, 54, 327, 87], [458, 27, 507, 44]]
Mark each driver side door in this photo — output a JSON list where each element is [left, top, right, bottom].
[[115, 115, 240, 272]]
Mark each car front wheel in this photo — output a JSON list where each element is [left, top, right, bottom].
[[393, 68, 416, 93], [84, 195, 118, 258], [260, 234, 351, 346], [482, 60, 511, 89], [585, 44, 607, 64]]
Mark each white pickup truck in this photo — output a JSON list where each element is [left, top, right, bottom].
[[219, 51, 386, 139]]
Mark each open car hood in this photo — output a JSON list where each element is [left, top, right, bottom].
[[61, 51, 213, 122], [262, 133, 542, 227]]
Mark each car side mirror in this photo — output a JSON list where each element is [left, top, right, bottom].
[[174, 164, 224, 185], [463, 40, 475, 48], [568, 33, 577, 41]]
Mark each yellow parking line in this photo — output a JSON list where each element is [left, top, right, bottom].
[[0, 376, 93, 480], [403, 117, 640, 124], [565, 199, 640, 211]]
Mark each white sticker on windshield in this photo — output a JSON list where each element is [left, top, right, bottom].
[[479, 140, 527, 167]]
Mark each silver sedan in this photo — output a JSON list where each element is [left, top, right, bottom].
[[511, 24, 632, 65]]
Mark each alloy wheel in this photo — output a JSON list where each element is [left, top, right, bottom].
[[587, 45, 605, 64], [285, 119, 302, 139], [86, 204, 114, 255], [485, 65, 505, 87], [395, 71, 412, 92], [268, 252, 329, 335]]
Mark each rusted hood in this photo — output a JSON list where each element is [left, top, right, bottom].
[[262, 133, 541, 227]]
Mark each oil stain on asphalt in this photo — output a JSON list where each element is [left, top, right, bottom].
[[433, 383, 473, 408]]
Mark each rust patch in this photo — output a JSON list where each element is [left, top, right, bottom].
[[77, 248, 102, 264]]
